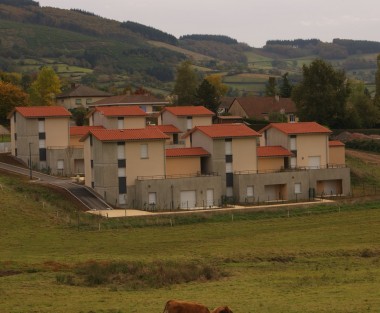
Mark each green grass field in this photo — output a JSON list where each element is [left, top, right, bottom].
[[1, 160, 380, 312]]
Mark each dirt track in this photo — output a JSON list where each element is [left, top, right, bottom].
[[346, 149, 380, 165]]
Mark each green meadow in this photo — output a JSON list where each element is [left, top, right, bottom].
[[0, 170, 380, 313]]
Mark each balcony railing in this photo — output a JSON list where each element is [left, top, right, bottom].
[[235, 164, 347, 175], [137, 172, 219, 180]]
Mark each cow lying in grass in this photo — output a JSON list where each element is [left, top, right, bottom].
[[163, 300, 233, 313]]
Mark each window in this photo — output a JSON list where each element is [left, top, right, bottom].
[[118, 177, 127, 194], [39, 148, 46, 161], [75, 98, 82, 105], [86, 98, 92, 104], [38, 132, 46, 140], [148, 192, 157, 205], [247, 186, 254, 197], [225, 155, 233, 162], [140, 144, 148, 159], [118, 159, 126, 168], [57, 159, 64, 170], [186, 117, 193, 130], [290, 135, 296, 151], [226, 173, 233, 187], [117, 117, 124, 129], [173, 133, 179, 144], [289, 114, 295, 122], [295, 183, 301, 194]]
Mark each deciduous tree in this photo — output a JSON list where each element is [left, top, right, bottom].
[[173, 61, 199, 105], [205, 74, 228, 98], [0, 81, 29, 125], [291, 59, 350, 128], [29, 66, 61, 106]]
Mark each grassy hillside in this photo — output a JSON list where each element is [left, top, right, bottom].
[[1, 151, 380, 312], [0, 1, 379, 96]]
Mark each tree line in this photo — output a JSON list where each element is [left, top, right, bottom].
[[179, 34, 239, 45], [120, 21, 178, 46]]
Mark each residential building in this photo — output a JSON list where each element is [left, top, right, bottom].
[[228, 96, 298, 122], [81, 127, 221, 209], [56, 84, 112, 109], [159, 106, 214, 135], [91, 94, 169, 115], [8, 106, 72, 175], [233, 122, 350, 203], [184, 124, 261, 197], [87, 106, 147, 129]]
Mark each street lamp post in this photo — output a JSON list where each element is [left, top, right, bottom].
[[29, 142, 32, 180]]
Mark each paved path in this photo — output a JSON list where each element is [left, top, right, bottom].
[[0, 161, 111, 211]]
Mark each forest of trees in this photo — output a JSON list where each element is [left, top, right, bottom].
[[0, 0, 39, 6], [179, 34, 238, 45], [121, 21, 178, 45]]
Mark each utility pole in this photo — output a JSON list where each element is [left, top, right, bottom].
[[29, 142, 32, 180]]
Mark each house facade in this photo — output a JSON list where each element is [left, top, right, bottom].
[[159, 106, 214, 135], [56, 84, 112, 110], [228, 96, 298, 122], [8, 106, 72, 175]]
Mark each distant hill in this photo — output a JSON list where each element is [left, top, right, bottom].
[[0, 0, 379, 96]]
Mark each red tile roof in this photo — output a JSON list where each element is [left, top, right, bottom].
[[91, 94, 169, 106], [260, 122, 332, 135], [162, 106, 215, 116], [13, 106, 71, 118], [329, 140, 345, 147], [70, 126, 104, 136], [166, 147, 210, 157], [82, 128, 169, 142], [257, 146, 293, 157], [187, 124, 260, 139], [152, 124, 181, 133], [232, 96, 296, 118], [93, 106, 147, 116]]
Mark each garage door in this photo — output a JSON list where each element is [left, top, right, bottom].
[[322, 180, 339, 195], [180, 190, 196, 209], [265, 185, 278, 201]]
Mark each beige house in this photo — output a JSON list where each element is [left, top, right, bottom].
[[91, 94, 169, 114], [232, 121, 350, 203], [259, 122, 332, 169], [165, 147, 210, 176], [328, 140, 346, 166], [153, 125, 182, 147], [184, 123, 261, 197], [159, 106, 214, 134], [87, 106, 147, 129], [81, 127, 169, 207], [257, 146, 293, 173], [228, 96, 298, 122], [8, 106, 73, 175], [56, 84, 112, 109]]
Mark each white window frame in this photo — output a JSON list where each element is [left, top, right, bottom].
[[247, 186, 254, 197], [140, 144, 148, 159], [148, 192, 157, 205], [57, 159, 64, 170], [186, 117, 193, 130], [294, 183, 301, 194]]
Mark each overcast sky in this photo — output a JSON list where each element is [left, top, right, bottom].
[[37, 0, 380, 48]]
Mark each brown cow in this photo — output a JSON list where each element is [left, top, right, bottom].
[[211, 306, 233, 313], [163, 300, 210, 313]]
